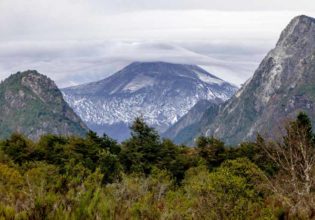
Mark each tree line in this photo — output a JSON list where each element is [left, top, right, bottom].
[[0, 113, 315, 219]]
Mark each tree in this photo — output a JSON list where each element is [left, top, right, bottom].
[[35, 134, 68, 165], [129, 117, 160, 146], [257, 112, 315, 217], [98, 149, 122, 184], [120, 117, 161, 174], [2, 133, 33, 164], [119, 117, 193, 179], [183, 158, 269, 219], [196, 136, 225, 169], [229, 142, 277, 175]]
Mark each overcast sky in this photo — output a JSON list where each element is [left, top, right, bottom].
[[0, 0, 315, 87]]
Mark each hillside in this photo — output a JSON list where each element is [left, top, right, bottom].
[[163, 100, 219, 144], [0, 70, 88, 139]]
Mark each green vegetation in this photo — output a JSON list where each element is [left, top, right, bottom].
[[0, 70, 88, 140], [1, 113, 315, 219]]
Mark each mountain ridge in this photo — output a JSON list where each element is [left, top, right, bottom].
[[62, 61, 238, 141], [63, 62, 235, 96], [174, 15, 315, 145]]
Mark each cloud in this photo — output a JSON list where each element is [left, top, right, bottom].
[[0, 39, 267, 87], [73, 0, 315, 12], [0, 0, 315, 87]]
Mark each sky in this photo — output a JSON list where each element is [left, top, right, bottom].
[[0, 0, 315, 87]]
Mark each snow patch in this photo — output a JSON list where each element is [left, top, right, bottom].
[[194, 70, 223, 85], [123, 75, 155, 92]]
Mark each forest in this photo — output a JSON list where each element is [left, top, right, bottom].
[[1, 112, 315, 219]]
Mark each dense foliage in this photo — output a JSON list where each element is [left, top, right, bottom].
[[1, 114, 315, 219]]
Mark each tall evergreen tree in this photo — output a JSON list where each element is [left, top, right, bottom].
[[120, 117, 161, 174]]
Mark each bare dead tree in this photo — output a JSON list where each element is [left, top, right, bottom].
[[257, 113, 315, 202]]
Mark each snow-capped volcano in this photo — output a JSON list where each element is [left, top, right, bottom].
[[62, 62, 237, 141]]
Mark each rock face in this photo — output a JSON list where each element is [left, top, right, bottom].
[[185, 15, 315, 145], [0, 70, 88, 139], [163, 100, 219, 144], [62, 62, 237, 141]]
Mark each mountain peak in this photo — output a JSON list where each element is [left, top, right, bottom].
[[291, 15, 315, 24], [18, 69, 41, 75], [4, 70, 62, 106], [181, 15, 315, 145], [0, 70, 88, 139], [122, 61, 201, 78], [129, 61, 196, 67], [7, 70, 43, 80], [64, 61, 233, 96], [277, 14, 315, 48], [63, 62, 237, 141], [124, 61, 209, 77], [7, 70, 56, 88], [122, 61, 225, 85]]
